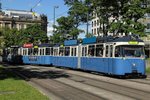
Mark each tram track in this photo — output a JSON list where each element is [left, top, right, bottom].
[[6, 65, 135, 100], [13, 65, 150, 100], [11, 67, 105, 100]]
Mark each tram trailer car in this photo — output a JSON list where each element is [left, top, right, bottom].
[[2, 46, 23, 64], [12, 35, 146, 78], [22, 43, 53, 65]]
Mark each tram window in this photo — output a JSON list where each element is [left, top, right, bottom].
[[110, 45, 113, 57], [46, 48, 50, 55], [96, 45, 103, 57], [88, 45, 95, 56], [28, 48, 33, 55], [39, 49, 44, 55], [71, 47, 77, 56], [24, 49, 27, 55], [34, 48, 38, 55], [122, 46, 144, 57], [53, 48, 58, 56], [59, 47, 64, 56], [74, 48, 76, 56], [115, 46, 121, 57], [50, 48, 53, 55], [71, 48, 73, 56], [43, 49, 45, 55], [82, 47, 84, 56], [82, 47, 87, 56], [65, 47, 70, 56], [40, 49, 42, 55], [106, 46, 109, 57], [23, 50, 24, 55]]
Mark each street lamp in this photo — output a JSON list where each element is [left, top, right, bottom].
[[53, 6, 59, 32]]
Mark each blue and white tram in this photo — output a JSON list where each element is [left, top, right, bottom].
[[22, 43, 53, 65], [9, 35, 146, 78], [80, 36, 146, 77], [52, 40, 79, 69]]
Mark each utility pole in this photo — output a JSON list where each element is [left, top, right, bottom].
[[86, 11, 89, 36], [53, 6, 59, 32]]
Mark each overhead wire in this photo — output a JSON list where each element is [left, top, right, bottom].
[[30, 0, 43, 11]]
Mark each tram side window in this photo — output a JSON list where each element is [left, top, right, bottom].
[[42, 49, 45, 55], [106, 46, 109, 57], [46, 48, 50, 55], [59, 47, 64, 56], [65, 47, 70, 56], [11, 48, 18, 55], [50, 48, 53, 56], [40, 49, 45, 55], [71, 47, 77, 56], [74, 48, 76, 56], [88, 45, 95, 56], [115, 46, 121, 57], [53, 48, 58, 56], [96, 45, 103, 57], [82, 47, 87, 56], [28, 48, 33, 55], [34, 48, 38, 55], [40, 49, 42, 55], [23, 49, 27, 55], [110, 45, 113, 57]]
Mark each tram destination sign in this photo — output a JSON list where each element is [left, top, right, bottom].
[[128, 41, 139, 45]]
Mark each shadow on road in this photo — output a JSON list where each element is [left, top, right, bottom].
[[0, 63, 70, 80]]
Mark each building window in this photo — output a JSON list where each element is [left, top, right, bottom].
[[97, 28, 99, 34], [94, 28, 96, 35], [92, 22, 93, 27], [97, 20, 99, 26], [92, 29, 93, 34], [147, 23, 150, 29], [5, 23, 10, 28], [94, 21, 96, 27]]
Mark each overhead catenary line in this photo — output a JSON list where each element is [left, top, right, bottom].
[[49, 10, 68, 21], [30, 0, 42, 12]]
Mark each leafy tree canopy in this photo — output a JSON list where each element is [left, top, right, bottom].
[[1, 24, 48, 47]]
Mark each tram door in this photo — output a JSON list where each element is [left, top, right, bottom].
[[105, 44, 113, 74]]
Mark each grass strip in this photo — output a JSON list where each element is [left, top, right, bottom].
[[0, 65, 49, 100], [146, 67, 150, 73]]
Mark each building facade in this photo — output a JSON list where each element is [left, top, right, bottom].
[[0, 9, 47, 32]]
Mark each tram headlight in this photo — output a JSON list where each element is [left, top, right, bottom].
[[132, 63, 136, 67]]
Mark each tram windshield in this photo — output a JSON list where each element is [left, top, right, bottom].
[[115, 45, 145, 58]]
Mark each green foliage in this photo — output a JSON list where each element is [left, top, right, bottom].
[[85, 33, 94, 38], [146, 67, 150, 73], [1, 24, 48, 47], [23, 24, 48, 44], [51, 0, 91, 43], [85, 0, 148, 36]]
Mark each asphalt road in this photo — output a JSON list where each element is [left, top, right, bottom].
[[5, 65, 150, 100]]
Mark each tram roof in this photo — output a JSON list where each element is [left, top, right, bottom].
[[97, 35, 143, 43], [64, 40, 78, 46], [38, 43, 53, 47]]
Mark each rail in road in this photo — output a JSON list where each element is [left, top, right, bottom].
[[4, 65, 150, 100]]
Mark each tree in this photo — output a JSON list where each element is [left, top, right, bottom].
[[1, 24, 48, 47], [85, 0, 149, 36], [23, 24, 48, 44], [85, 32, 94, 38], [1, 28, 24, 47]]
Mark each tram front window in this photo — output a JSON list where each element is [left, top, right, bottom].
[[115, 46, 144, 58]]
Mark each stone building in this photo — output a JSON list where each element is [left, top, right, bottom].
[[0, 9, 47, 32]]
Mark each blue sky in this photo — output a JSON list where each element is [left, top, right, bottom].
[[1, 0, 87, 38], [1, 0, 69, 21]]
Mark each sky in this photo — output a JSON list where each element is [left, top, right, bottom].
[[1, 0, 86, 38]]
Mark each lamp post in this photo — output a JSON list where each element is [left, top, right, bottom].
[[53, 6, 59, 32]]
